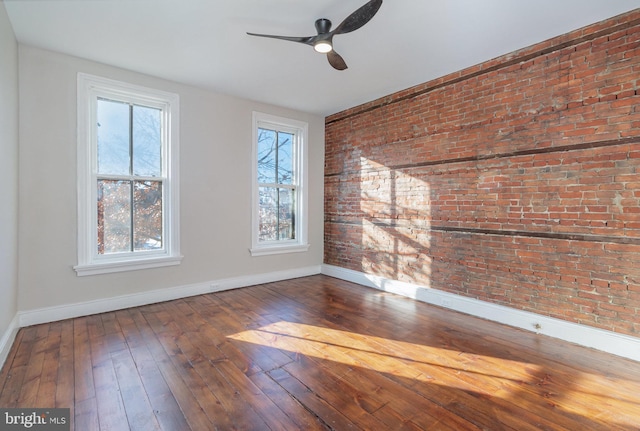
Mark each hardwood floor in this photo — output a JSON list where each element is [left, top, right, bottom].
[[1, 275, 639, 430]]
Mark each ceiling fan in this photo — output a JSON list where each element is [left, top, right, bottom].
[[247, 0, 383, 71]]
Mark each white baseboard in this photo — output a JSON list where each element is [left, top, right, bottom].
[[0, 314, 19, 370], [11, 263, 639, 363], [321, 264, 640, 362], [18, 265, 322, 328]]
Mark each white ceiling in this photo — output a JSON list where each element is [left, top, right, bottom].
[[5, 0, 640, 116]]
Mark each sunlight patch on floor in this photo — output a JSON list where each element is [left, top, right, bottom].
[[228, 321, 640, 427], [229, 321, 541, 393]]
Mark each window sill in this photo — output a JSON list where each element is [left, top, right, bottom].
[[74, 255, 183, 276], [250, 243, 310, 257]]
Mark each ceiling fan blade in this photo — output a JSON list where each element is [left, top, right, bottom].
[[333, 0, 383, 35], [246, 32, 316, 46], [327, 50, 348, 70]]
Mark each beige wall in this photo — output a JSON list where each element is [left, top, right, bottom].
[[0, 1, 19, 341], [17, 45, 324, 312]]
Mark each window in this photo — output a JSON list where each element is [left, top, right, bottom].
[[75, 73, 181, 276], [251, 112, 309, 256]]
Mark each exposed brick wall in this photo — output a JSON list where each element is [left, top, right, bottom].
[[324, 10, 640, 336]]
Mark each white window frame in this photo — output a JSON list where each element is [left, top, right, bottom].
[[250, 112, 309, 256], [75, 73, 181, 276]]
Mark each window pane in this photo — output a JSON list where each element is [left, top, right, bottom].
[[278, 132, 294, 185], [257, 128, 276, 184], [258, 187, 277, 242], [133, 181, 163, 251], [97, 98, 130, 175], [133, 105, 162, 177], [97, 180, 131, 254], [278, 188, 295, 240]]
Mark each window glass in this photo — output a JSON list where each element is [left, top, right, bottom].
[[278, 187, 295, 240], [257, 128, 277, 184], [97, 98, 130, 175], [257, 128, 295, 244], [133, 105, 162, 177], [96, 101, 165, 255], [133, 180, 163, 251], [97, 179, 131, 254], [76, 73, 181, 275], [251, 112, 308, 256], [277, 131, 294, 185], [259, 186, 278, 242]]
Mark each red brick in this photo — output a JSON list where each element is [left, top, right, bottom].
[[325, 10, 640, 338]]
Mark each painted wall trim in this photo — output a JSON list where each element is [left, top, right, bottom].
[[18, 265, 322, 328], [321, 264, 640, 362], [0, 315, 20, 371]]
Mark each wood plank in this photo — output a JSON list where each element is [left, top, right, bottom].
[[194, 294, 296, 373], [0, 328, 24, 394], [214, 358, 303, 431], [248, 370, 329, 431], [92, 359, 129, 431], [115, 309, 190, 431], [72, 317, 94, 404], [267, 367, 359, 430], [186, 355, 268, 430], [282, 357, 391, 430], [101, 312, 128, 354], [131, 306, 222, 430], [0, 327, 34, 407], [111, 348, 161, 431], [259, 281, 582, 430], [148, 303, 283, 430], [1, 275, 640, 430], [72, 317, 98, 428], [16, 323, 50, 406], [54, 319, 75, 430], [74, 396, 99, 431], [35, 321, 62, 407], [262, 278, 638, 430], [89, 314, 130, 431], [295, 352, 481, 431]]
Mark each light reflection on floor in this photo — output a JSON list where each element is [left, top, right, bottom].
[[229, 320, 640, 427]]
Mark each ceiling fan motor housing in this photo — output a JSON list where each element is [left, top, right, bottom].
[[315, 18, 333, 35]]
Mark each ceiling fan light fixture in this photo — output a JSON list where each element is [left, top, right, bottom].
[[246, 0, 383, 70], [314, 40, 333, 53]]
